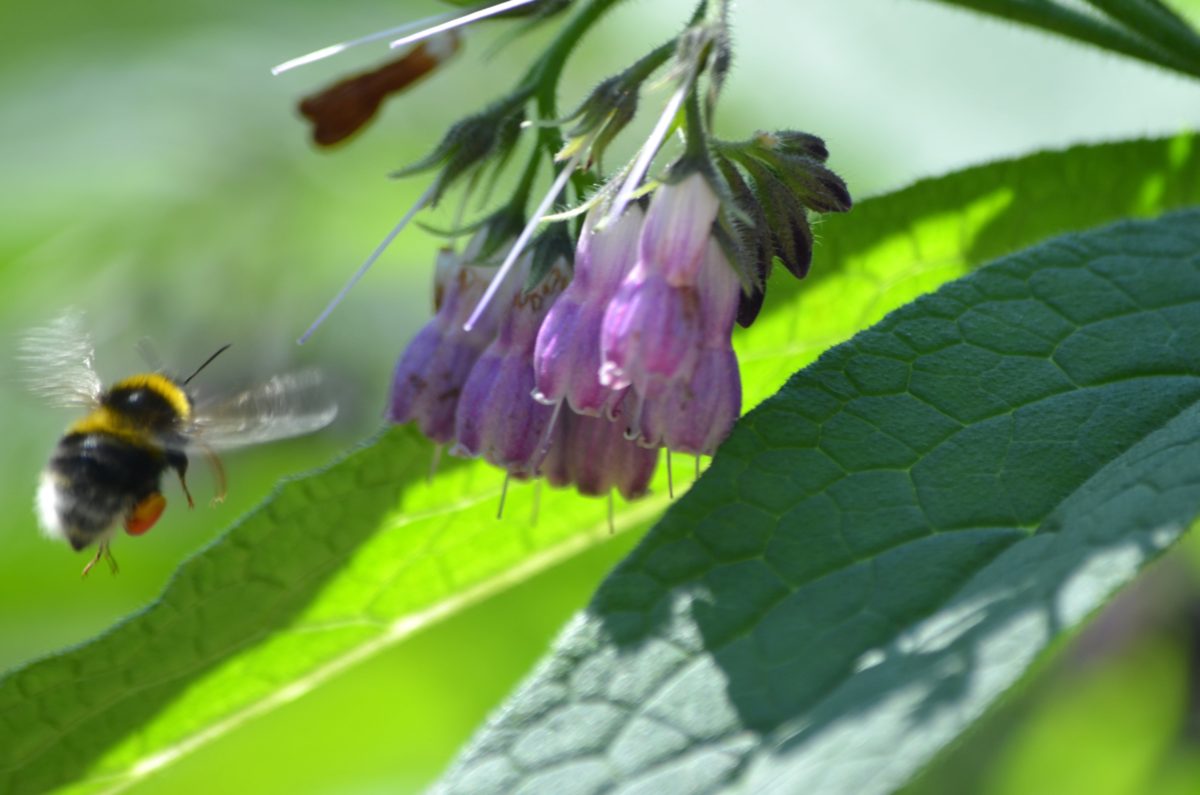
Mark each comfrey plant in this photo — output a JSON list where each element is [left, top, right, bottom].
[[9, 2, 1200, 794], [281, 0, 851, 506]]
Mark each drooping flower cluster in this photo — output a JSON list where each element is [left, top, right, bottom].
[[531, 169, 745, 463], [532, 203, 641, 416], [387, 166, 764, 500], [282, 0, 852, 503], [384, 207, 655, 498]]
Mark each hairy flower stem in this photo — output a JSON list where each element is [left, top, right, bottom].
[[524, 0, 630, 194], [682, 84, 709, 163], [525, 0, 629, 109]]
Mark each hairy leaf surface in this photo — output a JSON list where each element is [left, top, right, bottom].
[[434, 210, 1200, 794]]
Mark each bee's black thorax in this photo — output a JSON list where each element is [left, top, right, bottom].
[[101, 382, 190, 434]]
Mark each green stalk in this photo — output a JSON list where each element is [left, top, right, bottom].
[[683, 83, 710, 164], [528, 0, 629, 120], [626, 39, 679, 84]]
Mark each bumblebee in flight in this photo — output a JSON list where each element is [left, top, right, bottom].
[[20, 312, 338, 577]]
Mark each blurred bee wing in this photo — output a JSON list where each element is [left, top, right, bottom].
[[188, 370, 338, 450], [18, 310, 104, 409]]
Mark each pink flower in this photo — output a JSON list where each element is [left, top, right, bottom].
[[562, 401, 658, 500], [388, 244, 515, 442], [634, 239, 743, 455], [637, 346, 740, 455], [598, 171, 723, 396], [453, 255, 570, 477], [599, 266, 702, 393], [637, 171, 720, 286], [533, 205, 643, 416]]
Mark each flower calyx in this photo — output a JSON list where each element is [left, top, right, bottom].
[[557, 40, 675, 168], [392, 91, 533, 203], [713, 130, 852, 325]]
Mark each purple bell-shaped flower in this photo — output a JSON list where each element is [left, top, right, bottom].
[[453, 254, 570, 477], [388, 242, 516, 443], [563, 400, 659, 500], [638, 171, 720, 286], [635, 239, 743, 455], [599, 267, 702, 394], [598, 171, 721, 395], [533, 205, 643, 416]]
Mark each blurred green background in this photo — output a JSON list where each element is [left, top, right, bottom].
[[1, 0, 1199, 792]]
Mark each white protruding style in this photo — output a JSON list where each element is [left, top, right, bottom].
[[298, 181, 439, 345], [271, 12, 457, 75], [389, 0, 539, 50], [606, 75, 691, 226], [462, 151, 583, 333]]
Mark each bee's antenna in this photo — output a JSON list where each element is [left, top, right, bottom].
[[183, 344, 232, 385]]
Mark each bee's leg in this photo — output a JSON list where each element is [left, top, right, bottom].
[[166, 449, 195, 509], [80, 545, 103, 579], [103, 543, 120, 574], [197, 442, 227, 505], [80, 541, 117, 578]]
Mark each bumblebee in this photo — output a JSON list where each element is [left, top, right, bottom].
[[20, 312, 337, 577]]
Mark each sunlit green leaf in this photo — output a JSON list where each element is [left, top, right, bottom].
[[434, 210, 1200, 794], [0, 434, 674, 795], [740, 133, 1200, 407]]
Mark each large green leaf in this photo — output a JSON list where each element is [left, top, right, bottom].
[[922, 0, 1200, 80], [433, 209, 1200, 794], [0, 435, 673, 795], [738, 133, 1200, 407], [1, 135, 1197, 795]]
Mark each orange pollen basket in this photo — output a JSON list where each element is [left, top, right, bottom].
[[125, 492, 167, 536]]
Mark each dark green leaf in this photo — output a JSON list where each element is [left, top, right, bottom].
[[434, 210, 1200, 794]]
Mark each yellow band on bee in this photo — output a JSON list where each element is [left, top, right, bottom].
[[111, 373, 192, 420], [68, 407, 158, 447]]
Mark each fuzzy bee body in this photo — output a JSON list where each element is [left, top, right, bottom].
[[37, 374, 193, 553], [22, 313, 337, 576]]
